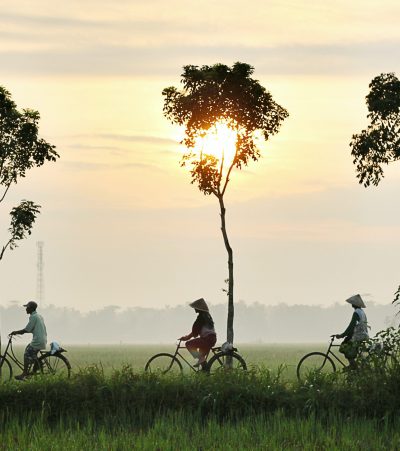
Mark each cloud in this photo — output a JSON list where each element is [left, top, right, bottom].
[[67, 144, 124, 152], [65, 134, 175, 151], [2, 11, 212, 34], [1, 41, 399, 78], [97, 133, 175, 145], [60, 160, 164, 171]]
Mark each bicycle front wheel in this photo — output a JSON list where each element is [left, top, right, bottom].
[[0, 356, 12, 382], [207, 352, 247, 374], [145, 353, 182, 374], [38, 354, 71, 378], [297, 352, 336, 381]]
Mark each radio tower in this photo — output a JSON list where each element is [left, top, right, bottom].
[[36, 241, 44, 306]]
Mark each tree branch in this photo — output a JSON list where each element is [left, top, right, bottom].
[[0, 182, 12, 204], [0, 239, 12, 261], [221, 161, 235, 197]]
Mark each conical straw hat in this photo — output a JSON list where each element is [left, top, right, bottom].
[[345, 294, 366, 308], [189, 298, 209, 312]]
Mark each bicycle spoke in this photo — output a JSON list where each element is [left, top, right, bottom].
[[39, 355, 71, 378], [207, 352, 247, 373]]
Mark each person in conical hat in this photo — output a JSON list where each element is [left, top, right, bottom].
[[335, 294, 369, 369], [179, 298, 217, 369]]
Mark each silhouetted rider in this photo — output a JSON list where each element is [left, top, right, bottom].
[[10, 301, 47, 380]]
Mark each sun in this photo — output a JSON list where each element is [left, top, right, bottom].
[[172, 121, 238, 172], [196, 122, 237, 169]]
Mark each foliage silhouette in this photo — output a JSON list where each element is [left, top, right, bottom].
[[0, 200, 41, 260], [393, 285, 400, 313], [0, 86, 58, 260], [163, 62, 288, 345], [350, 73, 400, 187]]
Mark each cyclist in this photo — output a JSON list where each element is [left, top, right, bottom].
[[179, 298, 217, 369], [10, 301, 47, 380], [335, 294, 369, 369]]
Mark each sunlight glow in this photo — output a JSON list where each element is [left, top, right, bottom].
[[195, 122, 238, 170]]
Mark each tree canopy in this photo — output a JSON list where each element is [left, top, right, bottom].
[[350, 73, 400, 187], [163, 62, 288, 196], [0, 86, 58, 201], [0, 86, 58, 260]]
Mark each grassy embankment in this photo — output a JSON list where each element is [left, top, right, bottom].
[[1, 363, 400, 449], [2, 344, 400, 449]]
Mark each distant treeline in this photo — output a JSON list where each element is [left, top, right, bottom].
[[0, 301, 397, 344]]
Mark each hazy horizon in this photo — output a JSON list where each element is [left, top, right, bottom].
[[1, 1, 400, 312], [0, 300, 397, 345]]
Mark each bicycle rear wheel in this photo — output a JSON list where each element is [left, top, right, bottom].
[[297, 352, 336, 381], [0, 356, 12, 382], [37, 354, 71, 378], [207, 352, 247, 374], [145, 353, 182, 374]]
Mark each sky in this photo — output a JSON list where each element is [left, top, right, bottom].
[[1, 0, 400, 313]]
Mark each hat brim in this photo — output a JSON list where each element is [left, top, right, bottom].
[[191, 306, 209, 312], [345, 295, 366, 308], [189, 298, 209, 312]]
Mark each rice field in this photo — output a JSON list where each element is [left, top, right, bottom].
[[8, 343, 326, 379]]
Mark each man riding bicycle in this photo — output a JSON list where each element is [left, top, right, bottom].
[[10, 301, 47, 380]]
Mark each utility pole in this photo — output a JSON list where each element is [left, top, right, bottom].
[[36, 241, 44, 306]]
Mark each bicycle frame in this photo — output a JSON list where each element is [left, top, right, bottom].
[[325, 336, 347, 368], [0, 336, 47, 373], [0, 337, 25, 371], [172, 339, 219, 372]]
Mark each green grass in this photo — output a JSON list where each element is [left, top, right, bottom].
[[1, 411, 400, 450], [2, 362, 400, 421], [3, 344, 397, 449]]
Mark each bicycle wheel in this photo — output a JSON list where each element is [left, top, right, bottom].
[[37, 354, 71, 378], [207, 352, 247, 374], [144, 353, 182, 374], [297, 352, 336, 381], [0, 356, 12, 382]]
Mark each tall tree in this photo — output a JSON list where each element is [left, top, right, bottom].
[[163, 63, 288, 344], [0, 86, 58, 261], [350, 73, 400, 309], [350, 73, 400, 187]]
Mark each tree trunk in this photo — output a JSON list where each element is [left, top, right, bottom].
[[218, 194, 234, 345]]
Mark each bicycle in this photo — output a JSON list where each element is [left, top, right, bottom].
[[296, 335, 346, 381], [297, 335, 396, 381], [145, 339, 247, 374], [0, 335, 72, 382]]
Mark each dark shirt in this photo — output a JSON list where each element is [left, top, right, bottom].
[[338, 311, 358, 340], [192, 313, 215, 337]]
